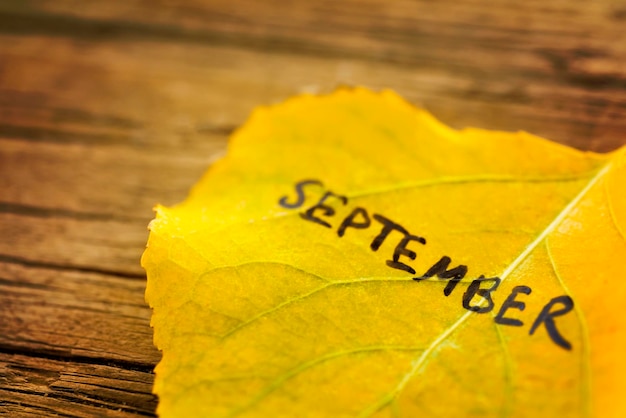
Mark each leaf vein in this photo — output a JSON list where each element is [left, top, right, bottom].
[[221, 277, 412, 339], [604, 179, 626, 242], [545, 239, 592, 418], [347, 173, 596, 200], [229, 345, 424, 417]]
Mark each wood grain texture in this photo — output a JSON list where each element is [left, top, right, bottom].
[[1, 1, 625, 416]]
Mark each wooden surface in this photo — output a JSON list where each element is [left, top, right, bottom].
[[1, 1, 625, 416]]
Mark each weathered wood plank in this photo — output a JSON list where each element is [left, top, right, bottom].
[[2, 0, 625, 69], [0, 212, 147, 277], [1, 1, 625, 163], [0, 134, 224, 220], [0, 261, 159, 366], [0, 352, 157, 417]]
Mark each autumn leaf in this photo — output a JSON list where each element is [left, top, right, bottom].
[[141, 88, 626, 417]]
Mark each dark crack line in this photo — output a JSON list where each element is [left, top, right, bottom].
[[0, 345, 156, 374], [0, 254, 146, 280], [0, 201, 145, 223]]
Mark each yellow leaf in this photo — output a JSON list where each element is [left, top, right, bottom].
[[142, 88, 626, 417]]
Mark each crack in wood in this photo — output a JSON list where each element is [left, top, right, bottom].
[[0, 346, 156, 374], [0, 202, 145, 223], [0, 254, 146, 280]]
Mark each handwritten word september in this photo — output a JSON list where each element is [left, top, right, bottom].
[[279, 179, 575, 350]]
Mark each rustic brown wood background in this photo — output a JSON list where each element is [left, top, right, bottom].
[[1, 0, 625, 416]]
